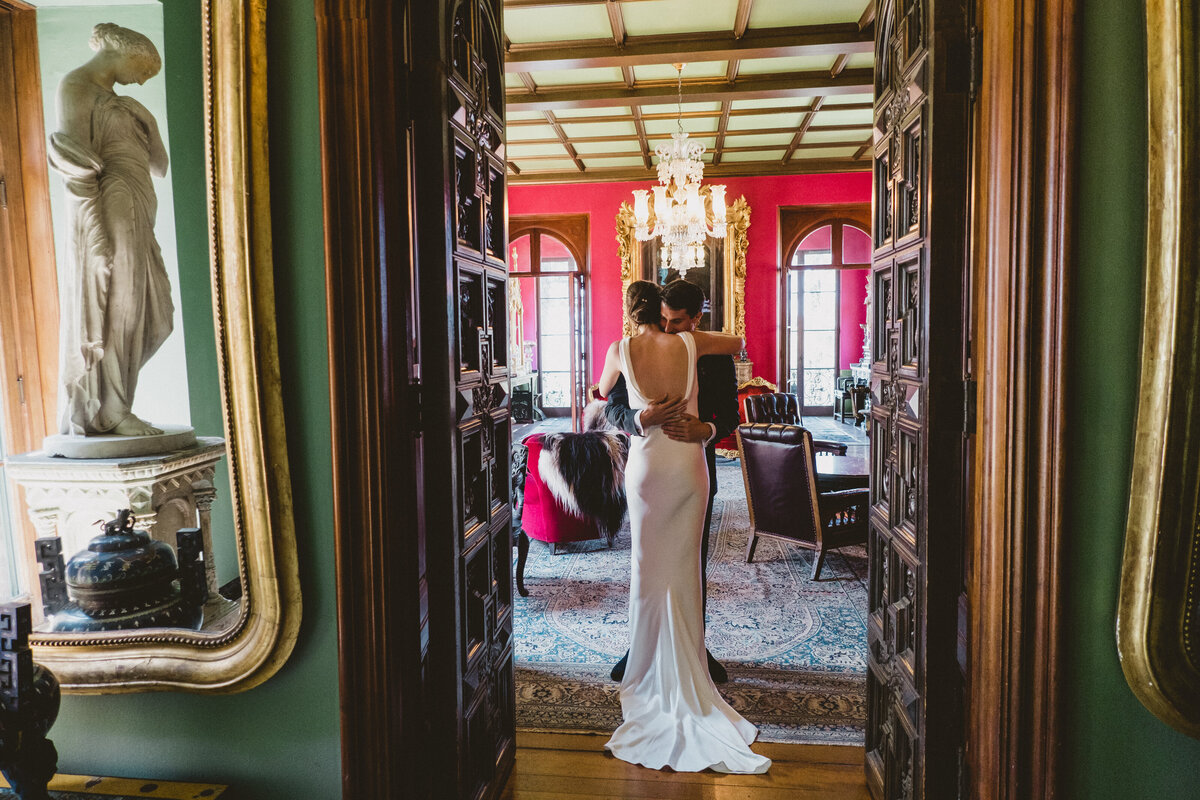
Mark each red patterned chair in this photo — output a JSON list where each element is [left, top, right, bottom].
[[714, 377, 780, 458]]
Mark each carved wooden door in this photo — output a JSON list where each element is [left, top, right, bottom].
[[411, 1, 514, 798], [866, 0, 972, 797]]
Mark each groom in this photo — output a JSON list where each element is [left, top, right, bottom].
[[605, 279, 740, 684]]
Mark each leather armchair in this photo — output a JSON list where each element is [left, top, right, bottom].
[[736, 422, 867, 580], [743, 393, 849, 455]]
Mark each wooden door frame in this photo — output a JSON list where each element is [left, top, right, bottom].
[[314, 0, 1078, 795], [969, 0, 1077, 797]]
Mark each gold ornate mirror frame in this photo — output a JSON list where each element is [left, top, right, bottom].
[[1118, 0, 1200, 737], [616, 196, 750, 338], [30, 0, 301, 693]]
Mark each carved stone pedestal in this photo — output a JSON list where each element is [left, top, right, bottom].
[[6, 439, 227, 613]]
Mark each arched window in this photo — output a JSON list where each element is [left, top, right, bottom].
[[780, 215, 871, 414]]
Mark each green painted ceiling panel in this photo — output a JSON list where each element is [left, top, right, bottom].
[[634, 61, 727, 81], [643, 117, 718, 135], [748, 0, 859, 27], [528, 66, 625, 87], [726, 111, 804, 130], [560, 120, 639, 138], [722, 149, 787, 163], [557, 106, 633, 119], [723, 132, 796, 148], [737, 55, 835, 75], [505, 73, 524, 89], [823, 92, 874, 106], [730, 96, 812, 110], [507, 142, 570, 157], [803, 128, 871, 144], [813, 108, 874, 126], [582, 156, 647, 169], [845, 52, 875, 70], [507, 124, 559, 141], [640, 101, 723, 116], [573, 139, 642, 154], [621, 0, 737, 36], [650, 135, 718, 151], [791, 146, 859, 160], [506, 110, 545, 122], [515, 158, 581, 172], [504, 5, 612, 44]]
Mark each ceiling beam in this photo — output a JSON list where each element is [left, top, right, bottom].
[[507, 122, 871, 147], [631, 106, 652, 169], [506, 102, 874, 126], [830, 53, 849, 77], [504, 24, 873, 72], [503, 0, 656, 6], [507, 157, 871, 185], [734, 0, 755, 39], [512, 139, 866, 162], [605, 0, 626, 46], [543, 110, 586, 172], [505, 68, 873, 111], [783, 97, 824, 161], [517, 71, 538, 93], [859, 1, 876, 30], [713, 101, 731, 166], [853, 138, 873, 160]]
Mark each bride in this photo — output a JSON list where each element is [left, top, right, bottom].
[[597, 280, 771, 774]]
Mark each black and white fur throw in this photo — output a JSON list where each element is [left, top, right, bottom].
[[537, 431, 629, 537]]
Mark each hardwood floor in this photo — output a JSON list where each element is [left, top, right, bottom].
[[500, 732, 870, 800]]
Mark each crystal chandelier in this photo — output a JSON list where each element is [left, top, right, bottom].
[[631, 64, 727, 277]]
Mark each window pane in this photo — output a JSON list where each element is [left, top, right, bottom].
[[539, 234, 577, 271], [804, 330, 835, 369], [843, 224, 872, 264], [0, 427, 21, 600], [540, 334, 570, 371], [804, 268, 837, 293], [803, 251, 832, 266], [804, 369, 835, 406], [803, 287, 837, 330], [540, 297, 570, 334], [539, 274, 569, 299], [509, 235, 531, 273], [792, 225, 832, 266], [789, 329, 800, 374], [541, 372, 571, 407]]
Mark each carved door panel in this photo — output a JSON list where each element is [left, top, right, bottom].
[[412, 1, 514, 798], [867, 0, 971, 798]]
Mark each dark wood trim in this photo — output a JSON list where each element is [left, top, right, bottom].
[[505, 68, 874, 111], [316, 2, 428, 798], [970, 0, 1077, 796], [508, 214, 590, 270], [506, 101, 874, 126]]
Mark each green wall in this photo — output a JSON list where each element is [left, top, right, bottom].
[[1065, 0, 1200, 795], [46, 2, 341, 797]]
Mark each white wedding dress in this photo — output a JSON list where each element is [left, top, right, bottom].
[[605, 331, 771, 774]]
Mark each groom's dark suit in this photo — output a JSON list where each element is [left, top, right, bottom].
[[605, 353, 740, 614]]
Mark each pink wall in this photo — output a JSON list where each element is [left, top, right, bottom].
[[507, 172, 871, 387], [839, 268, 869, 370]]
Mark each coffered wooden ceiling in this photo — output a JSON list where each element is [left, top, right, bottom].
[[503, 0, 875, 184]]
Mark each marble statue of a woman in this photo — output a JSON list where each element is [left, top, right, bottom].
[[48, 23, 177, 443]]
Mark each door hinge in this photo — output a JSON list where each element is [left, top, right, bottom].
[[963, 378, 977, 436], [412, 379, 424, 437], [16, 375, 25, 405], [0, 177, 7, 210]]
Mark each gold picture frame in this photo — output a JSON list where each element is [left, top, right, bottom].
[[30, 0, 300, 693], [616, 196, 750, 338], [1118, 0, 1200, 737]]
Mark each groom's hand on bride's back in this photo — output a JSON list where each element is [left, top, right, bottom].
[[641, 394, 685, 428], [663, 413, 712, 443]]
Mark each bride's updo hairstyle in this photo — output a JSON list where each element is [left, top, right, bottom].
[[626, 280, 662, 327]]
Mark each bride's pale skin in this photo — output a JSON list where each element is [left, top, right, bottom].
[[598, 305, 743, 440]]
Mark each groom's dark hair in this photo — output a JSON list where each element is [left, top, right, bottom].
[[661, 280, 705, 318]]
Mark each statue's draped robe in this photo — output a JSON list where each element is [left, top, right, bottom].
[[49, 93, 173, 435]]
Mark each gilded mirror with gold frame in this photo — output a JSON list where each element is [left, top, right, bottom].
[[0, 0, 299, 693], [616, 196, 750, 338], [1118, 0, 1200, 737]]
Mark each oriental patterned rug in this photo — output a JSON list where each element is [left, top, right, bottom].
[[513, 462, 868, 746]]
